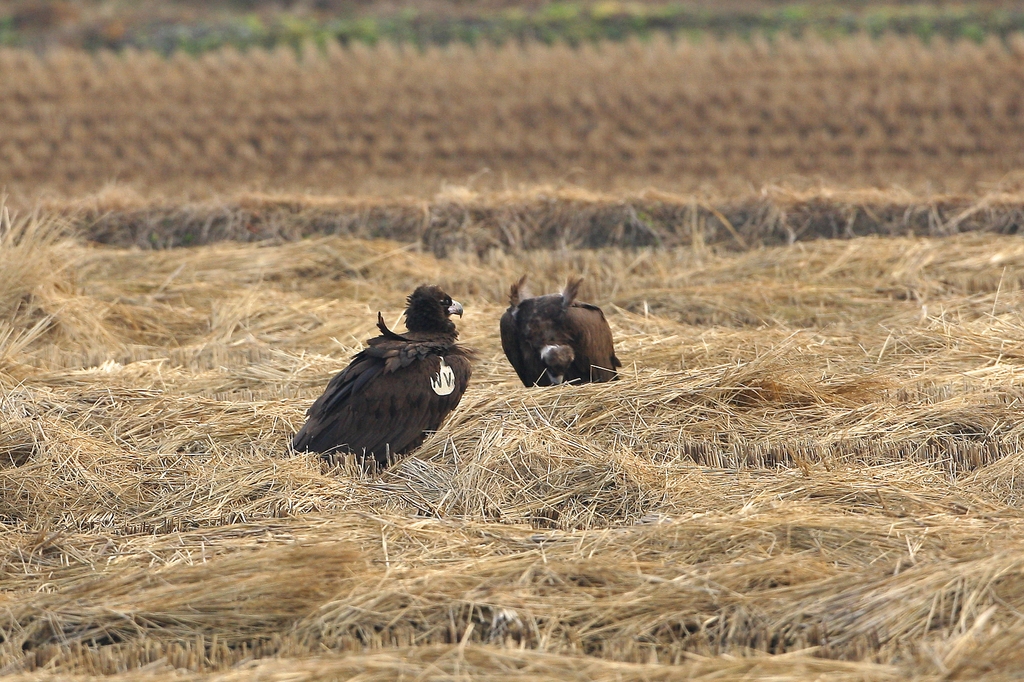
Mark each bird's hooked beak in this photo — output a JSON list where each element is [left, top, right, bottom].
[[448, 300, 464, 317]]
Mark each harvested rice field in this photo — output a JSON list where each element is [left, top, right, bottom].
[[6, 35, 1024, 199], [4, 202, 1024, 680]]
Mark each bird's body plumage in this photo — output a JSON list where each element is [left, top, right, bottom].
[[500, 276, 620, 387], [292, 286, 471, 467]]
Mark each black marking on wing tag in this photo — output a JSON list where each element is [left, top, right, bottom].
[[431, 357, 456, 396]]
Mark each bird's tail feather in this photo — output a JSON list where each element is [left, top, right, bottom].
[[376, 312, 407, 340], [509, 275, 529, 307], [562, 276, 583, 307]]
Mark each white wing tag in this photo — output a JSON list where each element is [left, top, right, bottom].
[[430, 357, 456, 396]]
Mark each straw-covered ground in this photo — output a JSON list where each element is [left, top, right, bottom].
[[4, 202, 1024, 679]]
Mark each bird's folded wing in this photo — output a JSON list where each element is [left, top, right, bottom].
[[500, 308, 535, 386], [566, 304, 621, 375], [312, 354, 383, 415], [294, 348, 471, 456]]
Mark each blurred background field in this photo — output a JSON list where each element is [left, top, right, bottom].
[[5, 0, 1024, 679], [4, 2, 1024, 200], [7, 0, 1024, 53]]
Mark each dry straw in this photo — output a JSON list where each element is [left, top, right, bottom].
[[3, 203, 1024, 678]]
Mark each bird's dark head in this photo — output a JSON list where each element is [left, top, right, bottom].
[[405, 285, 463, 334], [540, 344, 575, 384]]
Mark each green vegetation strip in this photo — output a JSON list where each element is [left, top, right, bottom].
[[3, 4, 1024, 52]]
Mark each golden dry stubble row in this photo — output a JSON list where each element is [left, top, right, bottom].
[[2, 35, 1024, 196]]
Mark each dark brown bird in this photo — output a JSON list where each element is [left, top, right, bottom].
[[500, 275, 620, 387], [292, 285, 472, 467]]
